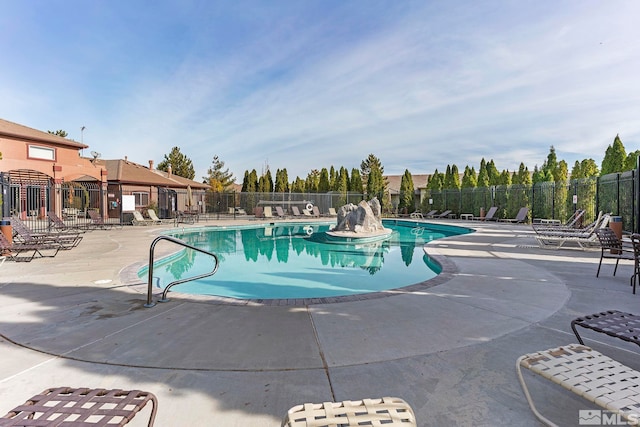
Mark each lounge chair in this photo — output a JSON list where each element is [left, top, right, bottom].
[[535, 212, 611, 250], [424, 210, 438, 218], [275, 206, 287, 218], [9, 216, 82, 250], [312, 206, 321, 217], [254, 206, 264, 218], [594, 227, 634, 277], [263, 206, 274, 219], [327, 207, 338, 217], [87, 210, 114, 230], [291, 206, 302, 217], [47, 211, 83, 232], [0, 232, 60, 262], [433, 210, 452, 219], [282, 397, 416, 427], [498, 207, 529, 223], [533, 209, 586, 232], [146, 209, 167, 225], [302, 208, 313, 217], [131, 210, 155, 226], [472, 206, 498, 221]]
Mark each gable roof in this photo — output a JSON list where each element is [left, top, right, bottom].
[[97, 159, 208, 189], [0, 118, 87, 149]]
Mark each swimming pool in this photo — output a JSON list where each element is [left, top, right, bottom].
[[139, 220, 472, 300]]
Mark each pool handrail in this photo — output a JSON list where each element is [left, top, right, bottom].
[[144, 235, 219, 308]]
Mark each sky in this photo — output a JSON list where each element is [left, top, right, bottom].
[[1, 0, 639, 182]]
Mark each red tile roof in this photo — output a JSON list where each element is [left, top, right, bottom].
[[0, 118, 87, 149]]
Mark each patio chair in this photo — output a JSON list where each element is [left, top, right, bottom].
[[535, 212, 611, 250], [498, 206, 529, 223], [433, 210, 452, 219], [533, 209, 586, 232], [424, 210, 438, 218], [594, 227, 634, 277], [327, 207, 338, 217], [87, 210, 115, 230], [8, 216, 82, 250], [275, 206, 288, 218], [472, 206, 498, 221], [264, 206, 274, 219], [47, 211, 83, 232], [312, 206, 321, 217], [291, 206, 302, 217], [281, 397, 416, 427], [131, 210, 155, 226], [146, 209, 167, 225], [0, 387, 157, 426], [254, 206, 264, 218], [0, 231, 60, 262]]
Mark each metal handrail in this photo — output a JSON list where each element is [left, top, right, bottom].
[[144, 235, 219, 308]]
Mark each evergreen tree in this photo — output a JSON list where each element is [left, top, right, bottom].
[[329, 166, 337, 190], [291, 177, 306, 193], [305, 170, 320, 193], [477, 159, 490, 188], [461, 166, 477, 188], [450, 164, 461, 189], [350, 169, 363, 194], [486, 160, 500, 185], [499, 170, 511, 185], [366, 165, 385, 201], [241, 170, 250, 192], [399, 169, 415, 213], [274, 168, 289, 192], [203, 155, 235, 192], [258, 170, 273, 193], [624, 150, 640, 172], [318, 168, 330, 192], [443, 165, 453, 189], [427, 169, 444, 191], [47, 129, 68, 137], [336, 167, 349, 194], [601, 135, 626, 175], [158, 146, 196, 179], [247, 170, 258, 192]]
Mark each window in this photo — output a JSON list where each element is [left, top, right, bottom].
[[28, 145, 56, 161], [132, 192, 149, 207]]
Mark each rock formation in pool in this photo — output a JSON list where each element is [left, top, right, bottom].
[[330, 198, 390, 238]]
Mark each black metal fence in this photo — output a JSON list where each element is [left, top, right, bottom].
[[1, 170, 639, 232], [422, 169, 638, 232]]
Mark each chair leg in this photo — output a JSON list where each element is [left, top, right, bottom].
[[596, 255, 603, 277], [613, 258, 620, 276]]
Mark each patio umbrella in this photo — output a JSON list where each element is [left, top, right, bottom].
[[186, 185, 193, 209]]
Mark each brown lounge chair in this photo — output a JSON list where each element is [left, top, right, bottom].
[[498, 207, 529, 223], [0, 231, 60, 262], [291, 206, 302, 217], [0, 387, 158, 426], [47, 211, 84, 232], [87, 210, 114, 230], [472, 206, 498, 221], [8, 216, 82, 250]]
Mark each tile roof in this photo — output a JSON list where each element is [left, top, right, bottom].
[[96, 159, 208, 189], [0, 118, 87, 149], [385, 174, 431, 194]]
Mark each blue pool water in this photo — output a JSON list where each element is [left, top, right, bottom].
[[139, 220, 472, 300]]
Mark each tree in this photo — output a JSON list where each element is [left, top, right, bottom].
[[624, 150, 640, 172], [47, 130, 68, 137], [203, 155, 235, 192], [461, 166, 477, 188], [398, 169, 415, 213], [499, 170, 511, 186], [291, 177, 306, 193], [601, 135, 626, 175], [360, 153, 385, 187], [305, 170, 320, 193], [350, 169, 363, 194], [158, 146, 195, 179], [486, 160, 500, 185], [318, 168, 330, 192], [258, 169, 273, 193], [477, 159, 489, 188], [274, 168, 289, 192]]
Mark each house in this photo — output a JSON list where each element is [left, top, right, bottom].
[[385, 174, 430, 213], [96, 158, 209, 219], [0, 118, 107, 219]]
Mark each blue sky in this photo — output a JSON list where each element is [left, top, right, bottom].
[[1, 1, 639, 181]]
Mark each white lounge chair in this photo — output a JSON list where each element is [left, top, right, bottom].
[[535, 212, 610, 250], [131, 210, 155, 226]]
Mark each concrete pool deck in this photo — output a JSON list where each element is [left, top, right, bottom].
[[1, 218, 639, 426]]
